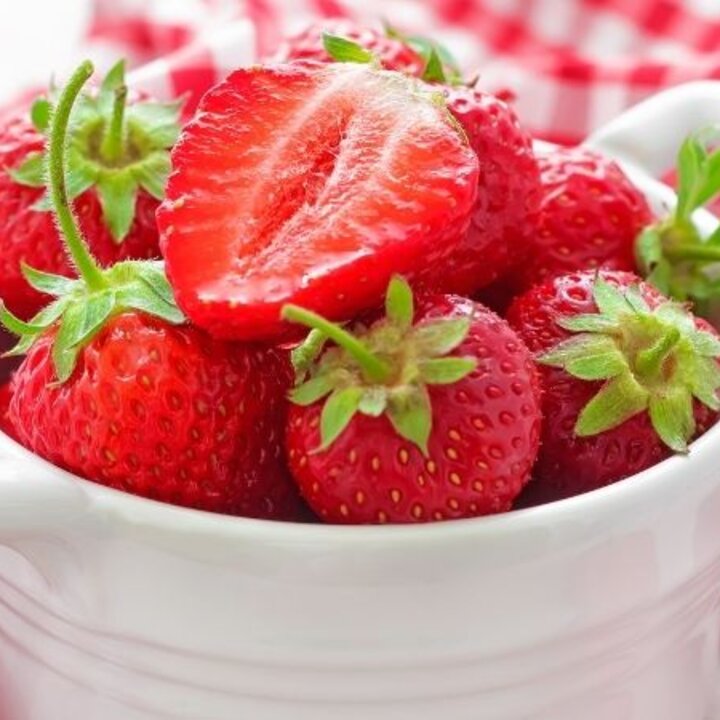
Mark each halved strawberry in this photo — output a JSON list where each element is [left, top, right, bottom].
[[158, 63, 479, 342]]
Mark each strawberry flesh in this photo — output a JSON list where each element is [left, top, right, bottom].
[[159, 63, 479, 341]]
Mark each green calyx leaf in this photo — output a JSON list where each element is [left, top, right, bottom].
[[30, 98, 51, 132], [319, 387, 364, 450], [386, 274, 414, 330], [322, 33, 376, 64], [675, 128, 720, 220], [387, 385, 432, 455], [540, 276, 720, 452], [284, 275, 477, 454], [9, 58, 182, 243], [383, 22, 463, 84], [2, 261, 184, 383], [8, 152, 45, 187], [0, 61, 185, 384], [637, 126, 720, 311], [421, 47, 447, 83]]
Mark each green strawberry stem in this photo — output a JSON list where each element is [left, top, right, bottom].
[[282, 304, 391, 383], [0, 59, 183, 383], [282, 277, 476, 453], [663, 242, 720, 263], [48, 61, 106, 291], [541, 277, 720, 452], [10, 58, 182, 243], [637, 130, 720, 308], [635, 327, 680, 377], [99, 84, 128, 164]]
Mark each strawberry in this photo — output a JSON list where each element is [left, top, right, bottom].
[[636, 129, 720, 317], [1, 61, 304, 520], [507, 270, 720, 501], [158, 62, 479, 342], [319, 34, 541, 295], [439, 83, 540, 294], [283, 276, 542, 524], [272, 20, 453, 79], [0, 61, 181, 319], [9, 314, 304, 518], [509, 147, 654, 295], [0, 382, 16, 441]]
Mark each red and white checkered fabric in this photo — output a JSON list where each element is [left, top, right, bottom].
[[75, 0, 720, 145]]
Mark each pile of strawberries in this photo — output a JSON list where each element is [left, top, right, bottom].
[[1, 21, 720, 525]]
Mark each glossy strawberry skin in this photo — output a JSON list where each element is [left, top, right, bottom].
[[9, 313, 304, 519], [286, 295, 542, 524], [0, 116, 161, 320], [273, 20, 425, 76], [437, 86, 541, 295], [508, 148, 653, 294], [159, 63, 479, 342], [507, 270, 718, 502]]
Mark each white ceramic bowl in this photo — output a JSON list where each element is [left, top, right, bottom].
[[2, 83, 720, 720]]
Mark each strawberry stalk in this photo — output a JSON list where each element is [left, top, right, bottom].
[[9, 59, 182, 243], [282, 305, 391, 383], [634, 327, 680, 378], [663, 241, 720, 263], [282, 277, 477, 453], [99, 84, 128, 164], [0, 60, 184, 383], [636, 128, 720, 310], [47, 61, 106, 291]]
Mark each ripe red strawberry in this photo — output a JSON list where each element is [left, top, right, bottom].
[[283, 276, 542, 524], [0, 382, 16, 441], [158, 62, 479, 342], [0, 61, 181, 319], [272, 20, 426, 76], [439, 84, 540, 294], [318, 34, 541, 295], [9, 314, 304, 518], [507, 270, 720, 502], [509, 148, 653, 294], [2, 61, 305, 521]]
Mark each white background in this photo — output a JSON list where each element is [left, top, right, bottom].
[[0, 0, 90, 101]]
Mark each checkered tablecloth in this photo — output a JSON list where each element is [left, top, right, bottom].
[[58, 0, 719, 148]]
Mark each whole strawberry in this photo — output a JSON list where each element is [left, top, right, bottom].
[[158, 62, 478, 341], [636, 130, 720, 316], [0, 60, 181, 319], [2, 60, 304, 520], [509, 148, 653, 295], [9, 315, 303, 518], [439, 83, 540, 294], [283, 276, 542, 524], [272, 20, 426, 76], [319, 35, 541, 296], [507, 270, 720, 502]]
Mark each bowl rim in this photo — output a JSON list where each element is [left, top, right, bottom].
[[2, 410, 718, 546]]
